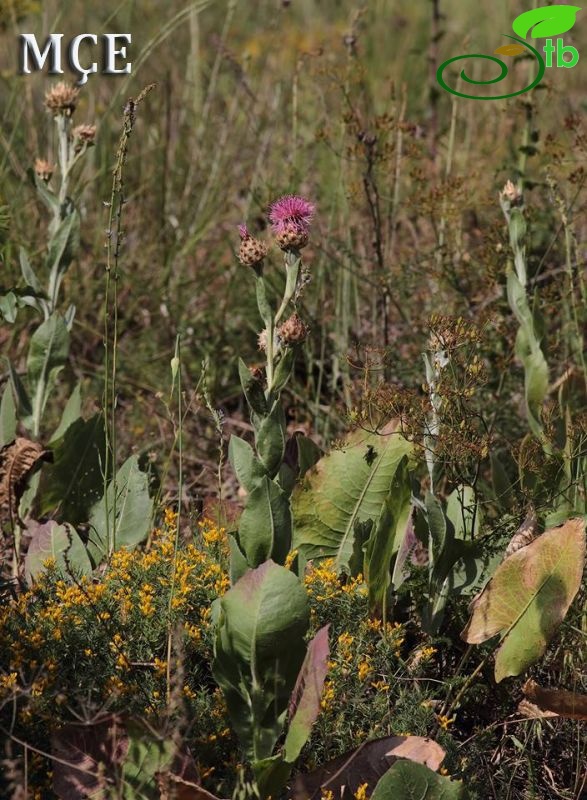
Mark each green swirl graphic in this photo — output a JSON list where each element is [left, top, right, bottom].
[[436, 35, 546, 100]]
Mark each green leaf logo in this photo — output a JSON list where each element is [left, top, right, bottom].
[[512, 4, 581, 39]]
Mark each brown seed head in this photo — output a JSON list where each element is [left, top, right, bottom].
[[278, 313, 309, 345], [275, 222, 309, 251], [44, 82, 80, 116], [34, 158, 54, 182]]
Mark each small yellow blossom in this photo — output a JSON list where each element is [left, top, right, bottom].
[[354, 782, 369, 800], [357, 660, 371, 681], [437, 714, 456, 730]]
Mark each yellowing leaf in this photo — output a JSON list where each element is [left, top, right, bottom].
[[494, 44, 526, 56], [461, 518, 585, 682]]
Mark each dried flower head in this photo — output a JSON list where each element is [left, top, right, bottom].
[[34, 158, 54, 182], [257, 329, 268, 351], [72, 124, 96, 151], [269, 195, 315, 250], [500, 179, 522, 206], [237, 224, 268, 268], [278, 313, 309, 345], [44, 82, 79, 117]]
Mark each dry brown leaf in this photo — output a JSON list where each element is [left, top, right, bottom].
[[385, 737, 445, 771], [290, 735, 446, 800], [522, 679, 587, 721], [0, 437, 51, 526], [504, 506, 538, 558], [517, 699, 558, 719]]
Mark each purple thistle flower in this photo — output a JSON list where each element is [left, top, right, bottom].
[[238, 224, 250, 240], [269, 195, 316, 235]]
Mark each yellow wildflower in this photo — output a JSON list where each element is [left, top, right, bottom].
[[354, 783, 369, 800], [357, 660, 371, 681], [437, 714, 456, 730]]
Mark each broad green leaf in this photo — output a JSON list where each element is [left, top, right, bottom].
[[40, 414, 106, 525], [213, 561, 308, 761], [462, 518, 585, 682], [0, 382, 17, 446], [371, 760, 469, 800], [24, 520, 92, 583], [27, 313, 70, 430], [256, 401, 286, 476], [6, 358, 32, 430], [87, 455, 153, 564], [284, 624, 330, 763], [228, 434, 267, 493], [228, 533, 249, 584], [238, 475, 292, 567], [292, 422, 413, 572], [364, 457, 412, 616], [512, 5, 581, 39], [50, 383, 82, 443]]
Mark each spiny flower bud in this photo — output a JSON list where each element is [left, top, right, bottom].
[[72, 124, 96, 151], [237, 224, 268, 268], [44, 82, 79, 117], [34, 158, 54, 182], [278, 313, 309, 345]]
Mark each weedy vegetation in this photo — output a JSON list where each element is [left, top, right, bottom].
[[0, 1, 585, 799]]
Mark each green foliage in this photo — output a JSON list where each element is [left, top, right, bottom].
[[0, 381, 17, 446], [40, 414, 106, 525], [363, 456, 412, 618], [236, 476, 292, 567], [27, 312, 70, 436], [292, 425, 413, 573], [212, 561, 309, 763], [24, 520, 92, 583], [87, 454, 154, 564], [372, 760, 469, 800], [462, 518, 585, 682]]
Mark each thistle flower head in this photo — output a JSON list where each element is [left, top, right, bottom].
[[34, 158, 54, 182], [238, 224, 250, 240], [269, 194, 316, 237], [72, 124, 96, 151], [44, 82, 79, 117], [278, 313, 309, 345], [500, 180, 521, 205]]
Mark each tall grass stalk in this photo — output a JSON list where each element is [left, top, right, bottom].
[[103, 85, 155, 557]]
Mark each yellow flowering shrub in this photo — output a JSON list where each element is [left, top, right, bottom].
[[0, 515, 239, 794]]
